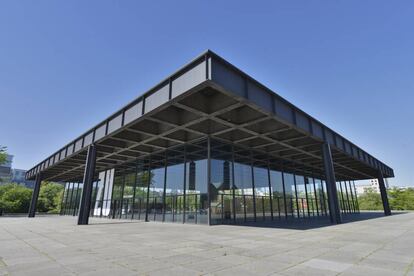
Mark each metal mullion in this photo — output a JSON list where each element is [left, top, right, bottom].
[[119, 174, 126, 219], [62, 183, 68, 215], [304, 177, 310, 218], [338, 181, 346, 214], [207, 136, 212, 225], [145, 156, 152, 222], [183, 145, 187, 224], [195, 194, 198, 224], [109, 169, 116, 218], [250, 151, 257, 222], [344, 180, 352, 214], [267, 161, 274, 221], [231, 145, 236, 224], [348, 180, 356, 213], [221, 194, 224, 223], [69, 182, 75, 215], [312, 177, 320, 217], [131, 164, 139, 220], [61, 183, 67, 215], [100, 170, 107, 218], [281, 169, 288, 219], [293, 173, 300, 218], [353, 181, 360, 213], [92, 181, 99, 217], [73, 182, 80, 216], [162, 151, 168, 222], [320, 180, 328, 216], [59, 183, 67, 215]]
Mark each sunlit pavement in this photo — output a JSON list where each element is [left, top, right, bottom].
[[1, 212, 414, 275]]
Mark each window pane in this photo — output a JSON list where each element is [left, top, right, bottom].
[[210, 142, 233, 225], [270, 169, 286, 219], [185, 141, 208, 224], [253, 165, 271, 221]]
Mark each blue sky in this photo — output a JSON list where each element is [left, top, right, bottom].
[[1, 1, 413, 187]]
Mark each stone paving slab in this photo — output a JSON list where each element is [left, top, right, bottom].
[[0, 212, 413, 275]]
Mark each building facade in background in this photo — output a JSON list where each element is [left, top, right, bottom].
[[0, 154, 13, 182], [355, 179, 390, 195], [0, 154, 35, 188]]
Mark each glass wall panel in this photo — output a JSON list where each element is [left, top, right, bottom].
[[132, 161, 148, 221], [75, 183, 83, 216], [112, 174, 124, 218], [91, 181, 99, 215], [234, 160, 254, 222], [321, 180, 329, 216], [63, 138, 364, 225], [122, 169, 136, 219], [337, 182, 345, 214], [342, 181, 350, 213], [61, 183, 69, 215], [348, 181, 356, 213], [269, 169, 286, 219], [147, 155, 165, 222], [295, 175, 306, 218], [210, 142, 233, 225], [95, 169, 114, 217], [353, 181, 360, 213], [96, 171, 106, 217], [253, 165, 271, 221], [305, 177, 317, 217], [283, 173, 296, 218], [164, 148, 185, 223], [185, 141, 208, 224], [68, 183, 76, 215], [313, 178, 325, 216]]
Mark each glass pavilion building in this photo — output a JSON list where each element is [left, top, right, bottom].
[[26, 50, 393, 225]]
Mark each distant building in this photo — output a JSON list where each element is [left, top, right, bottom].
[[0, 154, 13, 182], [0, 154, 35, 188], [355, 179, 389, 195], [11, 168, 35, 188]]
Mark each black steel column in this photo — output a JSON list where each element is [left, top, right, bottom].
[[144, 156, 152, 222], [231, 145, 236, 223], [28, 173, 42, 218], [322, 143, 342, 224], [78, 144, 97, 225], [182, 146, 187, 223], [162, 152, 168, 222], [378, 170, 391, 216], [266, 161, 274, 221], [207, 136, 212, 225], [250, 151, 257, 222]]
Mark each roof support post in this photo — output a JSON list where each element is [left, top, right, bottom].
[[207, 136, 212, 225], [78, 144, 97, 225], [321, 143, 342, 224], [28, 173, 42, 218], [378, 170, 391, 216]]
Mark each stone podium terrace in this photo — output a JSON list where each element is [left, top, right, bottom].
[[1, 213, 414, 276]]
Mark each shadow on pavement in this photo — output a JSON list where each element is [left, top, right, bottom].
[[218, 211, 407, 230]]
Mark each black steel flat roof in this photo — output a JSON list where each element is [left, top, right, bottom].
[[26, 50, 394, 181]]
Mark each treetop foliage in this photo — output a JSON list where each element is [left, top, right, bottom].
[[0, 145, 7, 166], [357, 187, 414, 211], [0, 182, 64, 214]]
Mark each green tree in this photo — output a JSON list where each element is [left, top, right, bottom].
[[357, 188, 383, 210], [0, 145, 7, 165], [389, 187, 414, 210], [0, 183, 32, 213], [37, 182, 64, 214]]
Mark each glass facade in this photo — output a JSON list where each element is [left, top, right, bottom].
[[60, 138, 360, 225]]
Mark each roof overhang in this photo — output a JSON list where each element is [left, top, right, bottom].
[[26, 50, 394, 182]]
